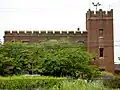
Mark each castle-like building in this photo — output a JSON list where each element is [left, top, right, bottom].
[[3, 9, 114, 73]]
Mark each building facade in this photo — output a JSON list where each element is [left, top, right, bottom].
[[3, 9, 114, 73]]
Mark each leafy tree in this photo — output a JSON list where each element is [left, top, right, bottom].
[[37, 40, 101, 80], [0, 40, 101, 81]]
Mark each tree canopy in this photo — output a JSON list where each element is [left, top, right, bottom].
[[0, 40, 101, 80]]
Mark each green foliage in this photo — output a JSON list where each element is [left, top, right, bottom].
[[103, 76, 120, 89], [0, 40, 101, 80], [101, 71, 114, 77], [0, 42, 43, 76], [0, 76, 106, 90], [0, 76, 64, 90], [49, 79, 104, 90]]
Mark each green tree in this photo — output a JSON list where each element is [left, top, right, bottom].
[[0, 40, 101, 81], [38, 39, 101, 80]]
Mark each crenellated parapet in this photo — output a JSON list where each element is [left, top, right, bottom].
[[86, 9, 113, 20], [4, 30, 88, 36]]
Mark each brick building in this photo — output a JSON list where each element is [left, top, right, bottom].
[[3, 9, 114, 73]]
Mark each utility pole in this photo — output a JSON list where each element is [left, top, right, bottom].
[[92, 2, 101, 11]]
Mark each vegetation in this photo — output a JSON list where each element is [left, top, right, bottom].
[[103, 75, 120, 89], [1, 40, 118, 89], [0, 76, 64, 89], [0, 76, 105, 90], [49, 79, 104, 90], [1, 75, 120, 90], [0, 40, 101, 81]]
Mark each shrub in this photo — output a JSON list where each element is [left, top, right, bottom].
[[101, 71, 114, 77], [0, 76, 64, 90], [103, 76, 120, 89], [0, 76, 107, 90], [49, 79, 104, 90]]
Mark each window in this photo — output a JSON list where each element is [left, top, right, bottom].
[[99, 29, 103, 37], [99, 48, 104, 57]]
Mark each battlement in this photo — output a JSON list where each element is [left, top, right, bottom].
[[86, 9, 113, 19], [4, 30, 87, 36]]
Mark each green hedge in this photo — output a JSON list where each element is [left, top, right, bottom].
[[0, 76, 64, 90], [0, 76, 107, 90]]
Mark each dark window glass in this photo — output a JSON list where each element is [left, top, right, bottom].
[[99, 48, 104, 57]]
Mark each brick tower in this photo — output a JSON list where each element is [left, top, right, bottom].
[[86, 9, 114, 73]]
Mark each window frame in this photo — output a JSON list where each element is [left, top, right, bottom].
[[99, 29, 103, 38], [99, 48, 104, 57]]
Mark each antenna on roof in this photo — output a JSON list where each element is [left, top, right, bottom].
[[92, 2, 101, 11]]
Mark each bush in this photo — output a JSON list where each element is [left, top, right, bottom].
[[101, 71, 114, 77], [0, 76, 106, 90], [49, 79, 104, 90], [103, 76, 120, 89], [0, 76, 64, 90]]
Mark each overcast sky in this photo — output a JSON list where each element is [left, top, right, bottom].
[[0, 0, 120, 63]]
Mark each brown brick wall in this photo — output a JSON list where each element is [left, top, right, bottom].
[[86, 9, 114, 73], [4, 31, 87, 44]]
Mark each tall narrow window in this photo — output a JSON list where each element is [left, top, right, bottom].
[[99, 29, 103, 37], [99, 48, 104, 57]]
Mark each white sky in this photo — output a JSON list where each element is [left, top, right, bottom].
[[0, 0, 120, 63]]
